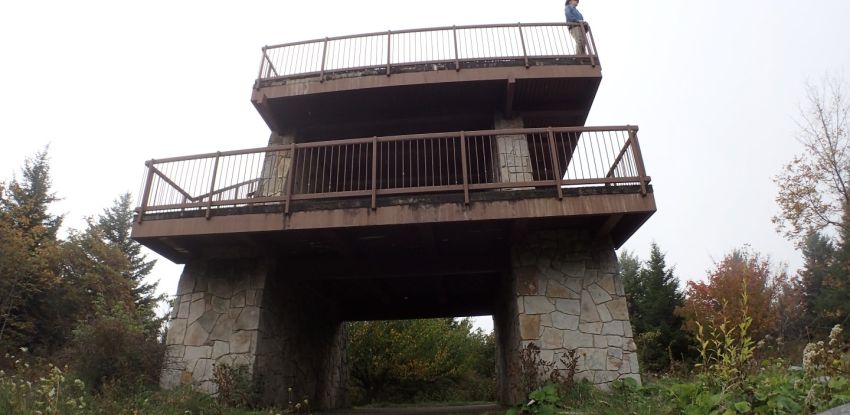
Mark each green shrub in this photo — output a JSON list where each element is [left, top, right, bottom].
[[70, 303, 164, 392]]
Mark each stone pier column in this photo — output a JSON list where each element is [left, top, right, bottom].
[[494, 115, 534, 186], [495, 230, 640, 405], [161, 257, 347, 410], [161, 258, 269, 393], [258, 131, 296, 197]]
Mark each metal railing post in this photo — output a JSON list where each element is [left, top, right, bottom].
[[284, 144, 297, 214], [319, 37, 328, 82], [547, 128, 563, 199], [628, 127, 648, 196], [255, 47, 268, 88], [206, 152, 221, 219], [586, 24, 599, 64], [581, 22, 596, 67], [453, 25, 460, 71], [371, 136, 378, 209], [460, 132, 470, 205], [518, 23, 529, 69], [386, 30, 392, 76], [137, 160, 156, 223]]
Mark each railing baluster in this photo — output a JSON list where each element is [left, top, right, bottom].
[[548, 128, 563, 200], [517, 23, 529, 68], [453, 25, 460, 71], [460, 132, 469, 205], [319, 37, 328, 82]]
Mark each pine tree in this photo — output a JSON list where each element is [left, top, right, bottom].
[[623, 243, 687, 371], [798, 231, 835, 332], [0, 150, 63, 353], [618, 250, 644, 326], [96, 193, 161, 332], [819, 207, 850, 334]]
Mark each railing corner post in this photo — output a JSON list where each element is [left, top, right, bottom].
[[628, 128, 648, 196], [386, 30, 392, 77], [138, 159, 156, 224], [319, 37, 329, 83], [453, 25, 460, 72]]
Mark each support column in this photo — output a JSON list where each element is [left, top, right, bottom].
[[495, 230, 640, 404], [161, 257, 348, 410], [258, 131, 296, 197], [494, 115, 534, 186], [161, 258, 269, 393]]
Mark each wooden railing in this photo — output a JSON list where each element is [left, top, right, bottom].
[[256, 22, 598, 83], [135, 126, 648, 221]]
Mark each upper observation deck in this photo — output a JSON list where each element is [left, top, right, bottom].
[[251, 23, 602, 139]]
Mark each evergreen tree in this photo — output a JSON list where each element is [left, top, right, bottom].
[[96, 193, 159, 320], [618, 250, 643, 325], [0, 150, 63, 353], [798, 231, 835, 332], [621, 243, 687, 371], [819, 208, 850, 334]]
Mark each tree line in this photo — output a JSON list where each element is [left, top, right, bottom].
[[0, 150, 164, 390]]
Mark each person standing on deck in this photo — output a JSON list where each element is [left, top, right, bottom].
[[565, 0, 588, 55]]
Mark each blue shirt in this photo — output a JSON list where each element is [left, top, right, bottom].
[[565, 5, 584, 22]]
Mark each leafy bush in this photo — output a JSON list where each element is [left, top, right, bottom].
[[70, 300, 164, 392]]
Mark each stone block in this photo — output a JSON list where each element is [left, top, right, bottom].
[[606, 336, 625, 348], [597, 274, 616, 295], [579, 322, 603, 335], [235, 306, 260, 331], [593, 335, 607, 348], [524, 296, 555, 314], [624, 339, 637, 352], [185, 321, 211, 346], [602, 321, 625, 336], [165, 319, 187, 345], [178, 301, 190, 319], [519, 315, 541, 340], [551, 312, 579, 331], [597, 304, 613, 322], [555, 299, 581, 315], [212, 297, 231, 313], [197, 310, 219, 333], [580, 291, 601, 322], [210, 316, 235, 341], [188, 299, 206, 324], [165, 344, 186, 360], [546, 281, 579, 299], [246, 289, 261, 306], [516, 297, 525, 314], [624, 323, 634, 338], [540, 313, 552, 328], [184, 345, 212, 363], [193, 359, 213, 383], [564, 332, 593, 349], [587, 284, 613, 304], [541, 328, 563, 349], [607, 348, 623, 370], [629, 353, 640, 373], [606, 298, 630, 321], [231, 331, 254, 354], [584, 349, 607, 370], [564, 278, 583, 294], [232, 291, 246, 308], [515, 266, 540, 295], [191, 292, 204, 301], [212, 341, 230, 360], [596, 370, 619, 383]]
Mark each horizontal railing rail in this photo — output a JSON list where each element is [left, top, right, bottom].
[[135, 126, 648, 221], [256, 22, 598, 82]]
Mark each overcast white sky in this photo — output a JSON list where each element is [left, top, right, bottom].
[[2, 1, 849, 332]]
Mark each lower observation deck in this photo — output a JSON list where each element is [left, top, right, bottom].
[[132, 126, 655, 263]]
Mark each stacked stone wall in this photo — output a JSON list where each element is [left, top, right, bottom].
[[497, 230, 640, 403], [161, 259, 269, 393]]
